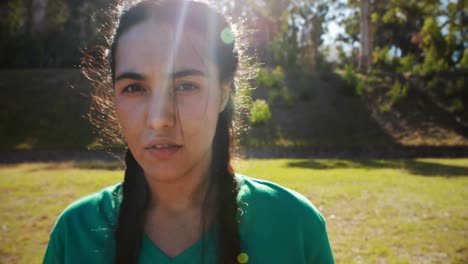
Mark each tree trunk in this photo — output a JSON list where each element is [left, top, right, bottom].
[[308, 15, 321, 71], [359, 0, 373, 71]]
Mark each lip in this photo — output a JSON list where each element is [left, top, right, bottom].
[[144, 138, 182, 160], [144, 138, 182, 149]]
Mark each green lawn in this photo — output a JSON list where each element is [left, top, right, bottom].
[[1, 158, 467, 263]]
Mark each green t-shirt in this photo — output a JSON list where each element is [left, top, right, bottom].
[[43, 174, 335, 263]]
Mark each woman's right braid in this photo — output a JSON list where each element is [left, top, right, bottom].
[[115, 150, 149, 264]]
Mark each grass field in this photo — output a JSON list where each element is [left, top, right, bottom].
[[1, 158, 467, 263]]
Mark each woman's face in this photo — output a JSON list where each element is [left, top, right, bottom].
[[114, 21, 229, 182]]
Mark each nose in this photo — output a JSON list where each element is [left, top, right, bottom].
[[146, 88, 176, 130]]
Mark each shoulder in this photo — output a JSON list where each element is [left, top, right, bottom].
[[51, 182, 122, 236], [44, 183, 122, 262], [236, 174, 326, 228], [235, 174, 335, 263]]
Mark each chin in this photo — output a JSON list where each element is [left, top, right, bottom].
[[142, 165, 187, 183]]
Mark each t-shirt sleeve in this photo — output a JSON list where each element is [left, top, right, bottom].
[[308, 220, 335, 264], [295, 192, 335, 264], [42, 224, 64, 264]]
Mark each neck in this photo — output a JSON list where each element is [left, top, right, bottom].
[[144, 155, 213, 214]]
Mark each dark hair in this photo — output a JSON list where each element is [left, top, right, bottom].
[[105, 1, 242, 263]]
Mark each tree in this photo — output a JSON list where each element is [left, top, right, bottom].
[[358, 0, 373, 70], [218, 0, 331, 71], [338, 0, 467, 70], [293, 0, 330, 71], [0, 0, 114, 68]]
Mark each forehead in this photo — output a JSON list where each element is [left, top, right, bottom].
[[115, 21, 214, 76]]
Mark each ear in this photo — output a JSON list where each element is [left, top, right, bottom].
[[219, 81, 231, 113]]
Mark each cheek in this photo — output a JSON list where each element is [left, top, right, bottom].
[[176, 89, 213, 117], [115, 99, 143, 137], [182, 108, 220, 154], [177, 91, 221, 135]]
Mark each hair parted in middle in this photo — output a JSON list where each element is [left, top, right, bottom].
[[83, 0, 255, 151]]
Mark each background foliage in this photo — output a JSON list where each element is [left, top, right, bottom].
[[0, 0, 467, 150]]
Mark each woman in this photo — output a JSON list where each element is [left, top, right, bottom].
[[43, 0, 334, 263]]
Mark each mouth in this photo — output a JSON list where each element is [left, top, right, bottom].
[[146, 144, 181, 150], [144, 139, 182, 159], [144, 138, 182, 149]]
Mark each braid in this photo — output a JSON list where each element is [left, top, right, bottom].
[[115, 150, 149, 264], [213, 111, 241, 264]]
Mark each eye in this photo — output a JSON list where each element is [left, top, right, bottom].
[[122, 83, 145, 94], [175, 82, 200, 93]]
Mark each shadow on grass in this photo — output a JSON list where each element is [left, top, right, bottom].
[[23, 158, 468, 178], [69, 160, 125, 170], [20, 160, 125, 172], [286, 159, 468, 178], [76, 160, 125, 170]]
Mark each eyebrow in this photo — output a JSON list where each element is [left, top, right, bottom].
[[115, 72, 145, 81], [171, 69, 206, 78], [115, 69, 206, 82]]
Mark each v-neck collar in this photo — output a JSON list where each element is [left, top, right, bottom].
[[139, 222, 218, 264], [135, 175, 251, 263]]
